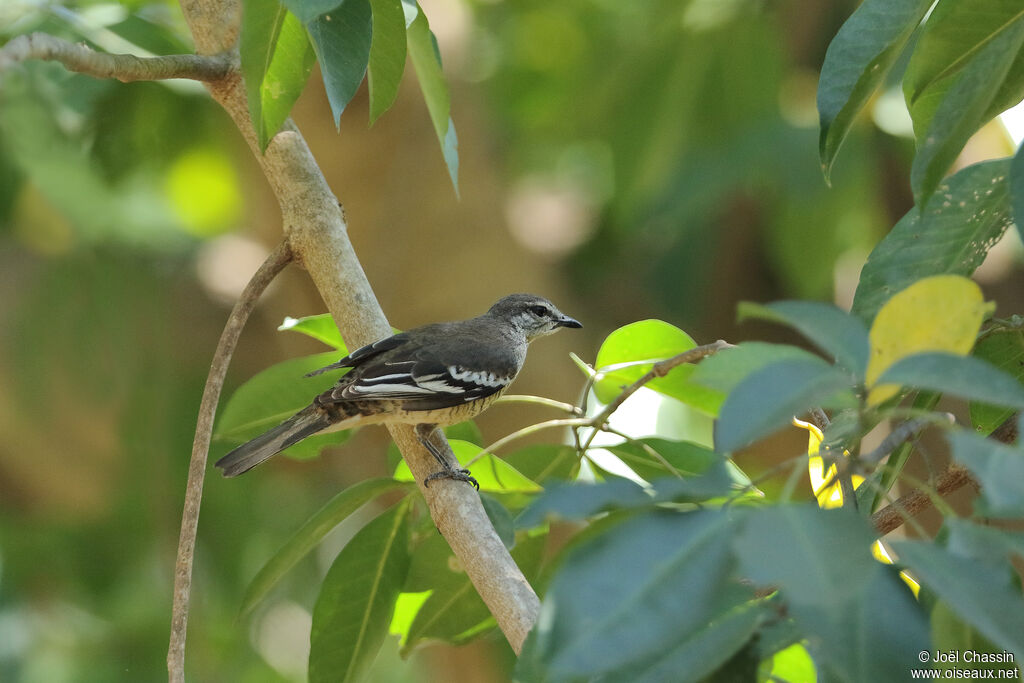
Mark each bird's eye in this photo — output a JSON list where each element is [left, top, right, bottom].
[[530, 305, 549, 317]]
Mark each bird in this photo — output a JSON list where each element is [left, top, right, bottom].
[[214, 293, 582, 487]]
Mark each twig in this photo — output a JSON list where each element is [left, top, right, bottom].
[[581, 340, 733, 453], [0, 32, 233, 82], [168, 240, 292, 682], [871, 464, 973, 536], [860, 414, 954, 466]]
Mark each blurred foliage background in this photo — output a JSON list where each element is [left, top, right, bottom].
[[1, 0, 1021, 680]]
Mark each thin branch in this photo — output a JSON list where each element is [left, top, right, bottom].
[[581, 340, 733, 453], [0, 32, 233, 82], [860, 414, 954, 466], [168, 240, 292, 683], [871, 464, 973, 536]]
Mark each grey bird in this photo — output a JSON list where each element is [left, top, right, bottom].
[[214, 293, 582, 486]]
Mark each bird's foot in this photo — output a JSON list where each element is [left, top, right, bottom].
[[424, 467, 479, 490]]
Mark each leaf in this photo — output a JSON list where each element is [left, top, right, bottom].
[[281, 0, 344, 23], [865, 275, 991, 405], [240, 0, 316, 151], [852, 160, 1013, 324], [971, 331, 1024, 435], [904, 0, 1024, 135], [817, 0, 932, 180], [520, 509, 752, 680], [947, 425, 1024, 517], [399, 530, 545, 652], [240, 478, 412, 615], [737, 300, 869, 376], [479, 494, 515, 549], [367, 0, 407, 123], [306, 0, 374, 128], [908, 16, 1024, 208], [594, 319, 719, 414], [405, 1, 459, 192], [515, 478, 649, 529], [278, 313, 346, 350], [878, 352, 1024, 410], [1013, 142, 1024, 243], [392, 439, 541, 493], [892, 538, 1024, 663], [215, 351, 353, 459], [606, 437, 719, 482], [714, 358, 856, 453], [308, 500, 410, 683], [502, 444, 579, 484]]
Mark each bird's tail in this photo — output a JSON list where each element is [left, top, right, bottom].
[[215, 405, 331, 477]]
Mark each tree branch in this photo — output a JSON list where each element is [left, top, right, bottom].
[[871, 464, 974, 536], [0, 32, 232, 82], [168, 240, 292, 683]]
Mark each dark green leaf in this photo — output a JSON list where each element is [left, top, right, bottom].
[[600, 601, 766, 683], [734, 505, 879, 606], [852, 160, 1013, 323], [240, 0, 316, 150], [606, 437, 718, 482], [944, 517, 1024, 564], [240, 478, 412, 615], [1013, 142, 1024, 243], [892, 538, 1024, 663], [970, 331, 1024, 435], [878, 352, 1024, 410], [503, 444, 580, 484], [368, 0, 407, 123], [714, 358, 857, 453], [817, 0, 932, 180], [309, 500, 410, 683], [215, 352, 353, 459], [278, 313, 346, 350], [521, 509, 752, 679], [405, 1, 458, 192], [931, 600, 1010, 675], [908, 16, 1024, 207], [281, 0, 344, 24], [737, 300, 869, 376], [516, 479, 649, 529], [306, 0, 373, 128], [947, 426, 1024, 517]]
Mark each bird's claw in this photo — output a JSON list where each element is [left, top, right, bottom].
[[424, 467, 479, 490]]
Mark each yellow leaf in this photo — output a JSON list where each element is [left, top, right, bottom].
[[865, 275, 991, 406]]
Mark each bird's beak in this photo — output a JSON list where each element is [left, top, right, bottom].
[[557, 315, 583, 329]]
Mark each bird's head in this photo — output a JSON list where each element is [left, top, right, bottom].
[[488, 293, 582, 341]]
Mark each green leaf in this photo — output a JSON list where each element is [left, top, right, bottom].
[[400, 530, 545, 652], [737, 301, 869, 376], [1013, 142, 1024, 243], [240, 0, 316, 151], [520, 509, 752, 680], [931, 600, 1010, 675], [240, 478, 412, 615], [970, 331, 1024, 435], [714, 358, 856, 453], [947, 426, 1024, 517], [306, 0, 374, 128], [892, 538, 1024, 663], [392, 439, 541, 493], [278, 313, 347, 350], [852, 160, 1013, 323], [309, 500, 410, 683], [904, 0, 1024, 135], [215, 351, 353, 459], [817, 0, 932, 180], [405, 0, 458, 192], [503, 444, 580, 484], [606, 437, 719, 482], [601, 601, 766, 683], [516, 479, 649, 529], [907, 14, 1024, 207], [479, 494, 515, 549], [688, 342, 822, 415], [877, 352, 1024, 410], [367, 0, 407, 123], [594, 319, 719, 413], [281, 0, 344, 23]]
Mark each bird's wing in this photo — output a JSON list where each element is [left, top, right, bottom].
[[321, 335, 520, 407], [304, 332, 411, 377]]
